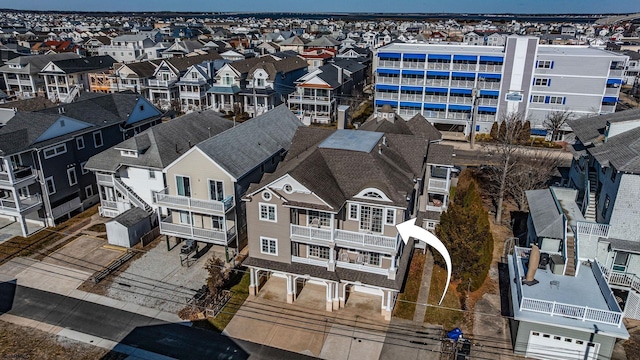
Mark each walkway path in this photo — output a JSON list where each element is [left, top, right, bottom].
[[413, 249, 434, 323]]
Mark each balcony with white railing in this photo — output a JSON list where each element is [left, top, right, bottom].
[[449, 80, 475, 88], [478, 64, 502, 73], [600, 264, 640, 294], [424, 95, 448, 103], [159, 217, 234, 245], [510, 247, 623, 327], [477, 81, 501, 90], [290, 224, 333, 244], [399, 94, 423, 102], [452, 63, 477, 71], [477, 114, 496, 122], [153, 188, 234, 215], [402, 61, 426, 69], [334, 229, 397, 252], [397, 109, 420, 118], [96, 173, 114, 185], [449, 96, 472, 105], [609, 69, 624, 77], [425, 78, 449, 86], [378, 60, 401, 68], [375, 92, 398, 100], [287, 94, 334, 105], [336, 260, 390, 275], [478, 98, 498, 106], [447, 112, 471, 120], [0, 166, 37, 187], [292, 256, 329, 267], [0, 194, 42, 215], [377, 76, 401, 85], [147, 79, 177, 88], [427, 62, 450, 70], [51, 197, 82, 219], [400, 77, 425, 86]]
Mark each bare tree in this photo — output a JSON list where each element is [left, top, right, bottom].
[[506, 150, 563, 211], [543, 110, 573, 141], [482, 112, 529, 224]]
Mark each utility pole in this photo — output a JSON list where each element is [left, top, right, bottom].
[[470, 87, 479, 150]]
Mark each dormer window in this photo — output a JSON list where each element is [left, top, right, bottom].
[[363, 191, 383, 199], [256, 78, 265, 87], [120, 150, 138, 158]]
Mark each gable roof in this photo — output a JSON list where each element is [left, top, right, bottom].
[[195, 104, 303, 179], [0, 52, 81, 74], [359, 113, 442, 141], [41, 55, 116, 73], [85, 110, 233, 172], [526, 188, 565, 239], [589, 126, 640, 174]]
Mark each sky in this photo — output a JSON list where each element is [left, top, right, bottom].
[[7, 0, 640, 14]]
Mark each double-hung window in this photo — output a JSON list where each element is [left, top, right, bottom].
[[260, 203, 276, 222], [67, 167, 77, 186], [93, 131, 103, 148], [178, 211, 191, 225], [176, 176, 191, 197], [260, 237, 277, 255], [308, 245, 330, 259], [308, 210, 330, 227], [209, 180, 224, 201]]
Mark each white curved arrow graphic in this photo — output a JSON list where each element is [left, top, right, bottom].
[[396, 218, 451, 305]]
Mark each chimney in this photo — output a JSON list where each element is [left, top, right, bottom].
[[337, 67, 343, 84]]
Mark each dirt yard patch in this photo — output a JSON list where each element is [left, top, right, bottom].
[[0, 320, 126, 360], [424, 265, 466, 331], [394, 251, 425, 320], [42, 235, 123, 273]]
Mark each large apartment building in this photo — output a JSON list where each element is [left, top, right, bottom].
[[242, 128, 436, 319], [373, 36, 628, 139]]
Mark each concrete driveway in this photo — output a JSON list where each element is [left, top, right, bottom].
[[42, 235, 123, 273], [224, 276, 390, 359]]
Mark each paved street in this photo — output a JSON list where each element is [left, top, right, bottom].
[[0, 281, 315, 360]]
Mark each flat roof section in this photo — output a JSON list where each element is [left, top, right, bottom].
[[377, 43, 505, 55], [318, 129, 383, 153]]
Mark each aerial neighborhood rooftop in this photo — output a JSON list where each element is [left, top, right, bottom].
[[1, 8, 640, 360]]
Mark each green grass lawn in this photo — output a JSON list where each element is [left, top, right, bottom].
[[393, 251, 425, 320], [207, 271, 251, 331], [424, 265, 464, 329]]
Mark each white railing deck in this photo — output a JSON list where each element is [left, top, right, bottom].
[[290, 224, 332, 242], [576, 221, 610, 239], [96, 173, 114, 184], [336, 260, 389, 275], [513, 248, 623, 327], [334, 229, 397, 250], [600, 265, 640, 294], [428, 178, 449, 192], [292, 256, 329, 267], [159, 218, 231, 244], [0, 166, 36, 186], [153, 188, 233, 214]]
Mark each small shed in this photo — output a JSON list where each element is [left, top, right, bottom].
[[106, 207, 151, 248]]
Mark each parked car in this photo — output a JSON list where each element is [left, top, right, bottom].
[[181, 239, 197, 254]]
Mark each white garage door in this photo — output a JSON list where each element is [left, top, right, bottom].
[[352, 285, 383, 296], [526, 331, 599, 360]]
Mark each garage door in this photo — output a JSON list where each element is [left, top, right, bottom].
[[526, 331, 599, 360]]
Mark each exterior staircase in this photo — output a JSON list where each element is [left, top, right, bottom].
[[584, 171, 598, 222], [114, 177, 154, 215], [564, 235, 576, 276]]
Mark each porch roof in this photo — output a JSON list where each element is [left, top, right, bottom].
[[207, 85, 241, 94], [602, 237, 640, 255]]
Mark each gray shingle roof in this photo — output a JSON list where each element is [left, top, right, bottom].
[[195, 104, 303, 179], [359, 113, 442, 142], [248, 128, 428, 210], [589, 126, 640, 174], [426, 143, 453, 165], [85, 110, 233, 172], [568, 108, 640, 146], [0, 52, 80, 74], [42, 55, 116, 73], [110, 207, 150, 227], [525, 188, 565, 239]]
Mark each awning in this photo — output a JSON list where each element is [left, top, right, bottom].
[[607, 78, 623, 85], [377, 69, 401, 75], [449, 88, 472, 95], [479, 56, 504, 63], [403, 53, 426, 60], [375, 99, 397, 106], [425, 87, 448, 93], [602, 96, 618, 103], [378, 52, 401, 59], [480, 90, 500, 96], [478, 106, 497, 113], [428, 54, 451, 61], [401, 86, 423, 92], [452, 72, 475, 78], [426, 71, 449, 77], [376, 84, 399, 91], [478, 73, 501, 79], [453, 55, 477, 61], [424, 103, 446, 109], [531, 129, 548, 136], [606, 237, 640, 255], [400, 102, 422, 108], [448, 104, 472, 111], [402, 70, 425, 76]]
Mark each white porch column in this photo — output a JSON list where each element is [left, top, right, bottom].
[[286, 274, 295, 304], [18, 215, 29, 238], [382, 290, 392, 320], [332, 282, 340, 310], [249, 268, 257, 296], [325, 282, 334, 312], [339, 283, 347, 308], [328, 245, 336, 272], [388, 253, 397, 280]]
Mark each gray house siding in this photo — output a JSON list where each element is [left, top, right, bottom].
[[246, 193, 292, 264]]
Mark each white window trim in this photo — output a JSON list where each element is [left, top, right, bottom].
[[149, 170, 156, 179], [208, 178, 225, 201], [43, 144, 67, 159], [175, 174, 191, 197], [534, 78, 550, 86], [80, 161, 89, 174], [531, 95, 545, 103], [178, 211, 191, 225], [259, 202, 277, 222], [549, 96, 564, 104], [385, 208, 396, 225], [353, 187, 392, 202], [93, 130, 104, 148], [85, 185, 93, 198], [260, 236, 278, 256], [76, 137, 85, 150], [45, 176, 56, 195], [261, 190, 272, 201], [348, 203, 359, 220], [67, 167, 78, 186]]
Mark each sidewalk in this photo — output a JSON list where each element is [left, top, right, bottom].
[[413, 249, 434, 323]]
